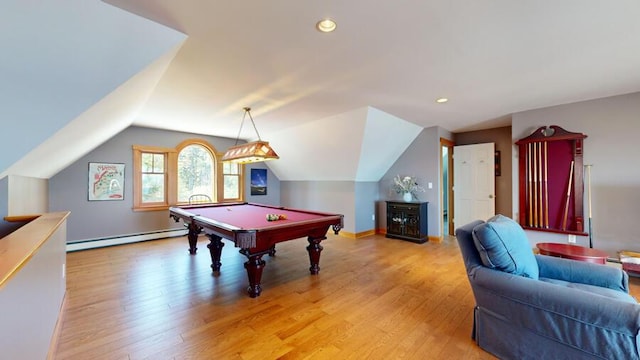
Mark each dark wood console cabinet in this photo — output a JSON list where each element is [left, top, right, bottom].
[[386, 201, 428, 243]]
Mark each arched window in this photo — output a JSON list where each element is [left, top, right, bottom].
[[133, 138, 243, 211], [177, 144, 215, 202]]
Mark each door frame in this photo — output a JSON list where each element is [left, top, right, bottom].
[[440, 138, 455, 237]]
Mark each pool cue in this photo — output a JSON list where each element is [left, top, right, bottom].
[[562, 160, 575, 231], [586, 164, 593, 248], [538, 142, 543, 227], [544, 142, 549, 228], [528, 143, 533, 226], [533, 142, 538, 227]]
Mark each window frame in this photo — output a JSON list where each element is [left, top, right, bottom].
[[133, 140, 244, 211], [176, 139, 217, 204], [132, 145, 177, 211], [221, 160, 243, 202]]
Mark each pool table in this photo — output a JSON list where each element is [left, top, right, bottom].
[[169, 202, 343, 297]]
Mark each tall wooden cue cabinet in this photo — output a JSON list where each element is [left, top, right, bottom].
[[515, 125, 587, 235]]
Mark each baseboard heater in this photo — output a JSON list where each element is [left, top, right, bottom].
[[66, 228, 188, 252]]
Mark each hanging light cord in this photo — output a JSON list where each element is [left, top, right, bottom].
[[233, 107, 262, 146]]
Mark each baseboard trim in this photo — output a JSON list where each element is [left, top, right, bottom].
[[339, 229, 376, 239], [66, 228, 187, 252]]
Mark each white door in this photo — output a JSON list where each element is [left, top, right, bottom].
[[453, 143, 496, 228]]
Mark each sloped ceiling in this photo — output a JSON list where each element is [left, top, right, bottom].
[[0, 0, 185, 177], [0, 44, 184, 179], [265, 107, 422, 181], [4, 1, 640, 182], [356, 108, 423, 182]]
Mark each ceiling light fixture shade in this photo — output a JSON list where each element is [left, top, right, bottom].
[[316, 18, 337, 33], [222, 140, 279, 164], [221, 107, 279, 164]]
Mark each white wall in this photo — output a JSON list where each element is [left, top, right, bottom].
[[8, 175, 48, 215], [0, 213, 67, 359], [512, 92, 640, 256]]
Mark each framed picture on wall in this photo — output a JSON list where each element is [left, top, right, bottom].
[[88, 162, 125, 201], [250, 168, 267, 195]]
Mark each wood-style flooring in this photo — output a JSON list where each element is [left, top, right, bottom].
[[53, 233, 640, 359]]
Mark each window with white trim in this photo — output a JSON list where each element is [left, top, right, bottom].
[[132, 139, 243, 211]]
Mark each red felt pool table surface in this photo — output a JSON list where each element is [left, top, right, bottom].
[[186, 202, 329, 230]]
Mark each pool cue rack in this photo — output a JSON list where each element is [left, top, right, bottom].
[[515, 125, 588, 235]]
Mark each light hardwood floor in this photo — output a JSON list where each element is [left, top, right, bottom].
[[54, 234, 640, 360]]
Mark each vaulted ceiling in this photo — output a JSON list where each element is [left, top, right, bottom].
[[3, 1, 640, 181]]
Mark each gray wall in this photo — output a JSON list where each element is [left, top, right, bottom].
[[278, 180, 379, 235], [355, 181, 378, 233], [49, 126, 275, 242], [378, 126, 451, 238], [512, 92, 640, 256], [245, 164, 280, 206], [281, 181, 356, 233], [455, 126, 513, 217], [47, 120, 372, 240]]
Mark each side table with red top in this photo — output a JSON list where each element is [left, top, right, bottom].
[[536, 242, 609, 264]]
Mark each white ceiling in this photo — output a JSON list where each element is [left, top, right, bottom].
[[4, 1, 640, 182], [108, 0, 640, 136]]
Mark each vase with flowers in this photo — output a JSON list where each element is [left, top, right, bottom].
[[393, 175, 425, 202]]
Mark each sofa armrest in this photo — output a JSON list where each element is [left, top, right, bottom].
[[535, 254, 629, 293], [470, 267, 640, 358]]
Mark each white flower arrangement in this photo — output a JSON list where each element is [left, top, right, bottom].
[[392, 175, 425, 197]]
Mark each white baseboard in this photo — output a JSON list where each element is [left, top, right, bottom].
[[66, 228, 188, 252]]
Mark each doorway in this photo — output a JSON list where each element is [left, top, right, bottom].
[[453, 142, 496, 228], [440, 138, 454, 236]]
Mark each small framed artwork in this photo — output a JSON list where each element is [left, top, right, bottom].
[[494, 151, 501, 176], [250, 168, 267, 195], [88, 162, 125, 201]]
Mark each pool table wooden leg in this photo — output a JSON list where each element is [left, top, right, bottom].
[[187, 222, 201, 255], [306, 236, 326, 275], [244, 255, 266, 298], [207, 234, 225, 272]]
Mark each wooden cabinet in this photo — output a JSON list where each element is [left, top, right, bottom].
[[386, 201, 428, 243]]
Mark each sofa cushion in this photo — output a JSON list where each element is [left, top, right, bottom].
[[472, 214, 539, 279]]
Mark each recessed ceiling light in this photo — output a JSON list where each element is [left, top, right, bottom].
[[436, 97, 449, 103], [316, 19, 337, 33]]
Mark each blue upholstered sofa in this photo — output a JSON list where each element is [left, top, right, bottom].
[[456, 216, 640, 359]]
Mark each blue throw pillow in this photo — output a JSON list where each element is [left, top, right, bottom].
[[472, 214, 539, 279]]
